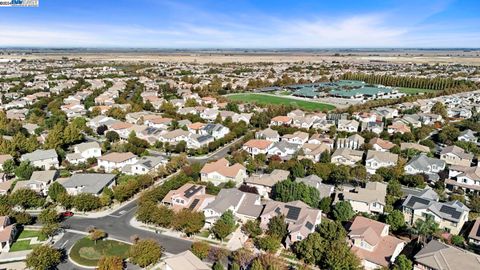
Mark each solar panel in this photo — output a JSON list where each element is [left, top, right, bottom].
[[189, 199, 200, 210], [406, 196, 430, 208], [184, 185, 203, 199], [440, 205, 461, 220], [275, 207, 281, 214], [285, 205, 301, 220], [305, 221, 314, 230]]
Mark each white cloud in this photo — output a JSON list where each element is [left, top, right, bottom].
[[0, 10, 478, 48]]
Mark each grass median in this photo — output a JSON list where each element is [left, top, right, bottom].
[[69, 237, 130, 267]]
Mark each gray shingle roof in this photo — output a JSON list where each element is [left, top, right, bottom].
[[21, 149, 58, 162], [62, 173, 115, 195]]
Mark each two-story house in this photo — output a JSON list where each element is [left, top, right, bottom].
[[97, 152, 138, 173], [200, 158, 247, 186], [20, 149, 59, 170], [365, 150, 398, 174], [336, 182, 387, 214], [66, 141, 102, 164], [162, 183, 215, 212], [440, 145, 473, 167]]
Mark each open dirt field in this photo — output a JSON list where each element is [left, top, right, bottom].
[[2, 50, 480, 65]]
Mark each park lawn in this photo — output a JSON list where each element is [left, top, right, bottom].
[[398, 87, 437, 95], [10, 240, 40, 252], [69, 237, 131, 267], [226, 93, 335, 111]]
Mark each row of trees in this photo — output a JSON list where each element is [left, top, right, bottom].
[[341, 72, 475, 90]]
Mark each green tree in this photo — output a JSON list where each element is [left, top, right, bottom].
[[267, 215, 287, 240], [431, 102, 448, 119], [89, 228, 107, 244], [451, 235, 465, 246], [211, 210, 236, 240], [438, 125, 460, 145], [41, 223, 60, 239], [2, 159, 16, 174], [73, 193, 102, 212], [332, 201, 355, 222], [190, 242, 210, 260], [39, 208, 59, 225], [241, 220, 262, 238], [317, 220, 346, 241], [105, 131, 120, 142], [385, 210, 405, 232], [327, 166, 350, 185], [47, 182, 66, 202], [128, 239, 163, 268], [172, 209, 205, 235], [414, 216, 439, 244], [11, 211, 33, 225], [350, 165, 367, 182], [98, 256, 124, 270], [25, 245, 61, 270], [14, 161, 34, 180], [212, 261, 225, 270], [318, 197, 332, 214], [63, 122, 84, 145], [251, 259, 265, 270], [293, 232, 325, 265], [44, 124, 64, 149], [10, 188, 45, 209], [392, 254, 412, 270], [255, 235, 281, 253], [323, 240, 361, 270], [273, 180, 320, 208]]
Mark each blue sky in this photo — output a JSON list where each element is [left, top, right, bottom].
[[0, 0, 479, 48]]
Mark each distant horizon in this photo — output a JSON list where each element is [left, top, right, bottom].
[[1, 0, 479, 48]]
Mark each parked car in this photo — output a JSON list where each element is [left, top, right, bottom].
[[60, 211, 74, 218]]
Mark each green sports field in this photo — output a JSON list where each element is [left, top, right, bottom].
[[398, 87, 437, 95], [226, 93, 335, 111]]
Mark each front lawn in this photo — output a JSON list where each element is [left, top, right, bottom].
[[10, 240, 40, 252], [18, 230, 47, 241], [69, 237, 130, 267], [398, 87, 437, 95]]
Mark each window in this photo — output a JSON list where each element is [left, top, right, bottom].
[[296, 235, 302, 241]]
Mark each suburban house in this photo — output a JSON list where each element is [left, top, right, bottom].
[[337, 119, 359, 132], [365, 150, 399, 174], [402, 193, 469, 234], [404, 154, 446, 181], [61, 173, 116, 196], [336, 134, 365, 150], [331, 148, 364, 166], [20, 149, 59, 170], [413, 240, 480, 270], [97, 152, 138, 173], [203, 188, 263, 226], [270, 116, 292, 126], [200, 158, 247, 186], [260, 200, 321, 246], [242, 139, 274, 156], [308, 133, 334, 149], [161, 250, 209, 270], [400, 142, 430, 153], [13, 170, 58, 196], [282, 131, 309, 145], [124, 156, 168, 175], [299, 143, 330, 162], [162, 183, 215, 212], [255, 128, 280, 142], [446, 165, 480, 193], [200, 123, 230, 139], [296, 175, 334, 199], [336, 182, 387, 214], [187, 134, 215, 149], [440, 145, 473, 167], [159, 129, 190, 144], [267, 141, 300, 158], [244, 169, 290, 197], [387, 122, 411, 134], [0, 180, 13, 195], [361, 121, 384, 134], [66, 141, 102, 164], [0, 216, 16, 253], [369, 138, 395, 152], [458, 129, 477, 143], [468, 218, 480, 246], [348, 216, 405, 270]]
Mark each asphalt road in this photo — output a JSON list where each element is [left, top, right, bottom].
[[62, 200, 192, 254]]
